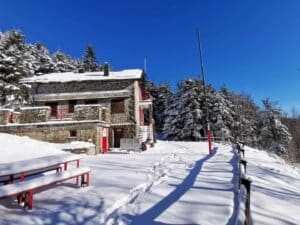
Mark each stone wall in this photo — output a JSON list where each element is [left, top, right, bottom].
[[74, 105, 102, 121], [19, 107, 50, 123], [0, 109, 10, 125], [0, 121, 106, 154], [34, 80, 133, 94], [109, 125, 135, 147]]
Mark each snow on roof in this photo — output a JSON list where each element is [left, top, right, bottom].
[[22, 69, 143, 83]]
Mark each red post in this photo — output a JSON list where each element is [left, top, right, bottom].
[[208, 127, 212, 155], [9, 112, 14, 123], [64, 162, 67, 171], [20, 172, 25, 182], [17, 194, 23, 205], [28, 191, 33, 210], [76, 159, 80, 168]]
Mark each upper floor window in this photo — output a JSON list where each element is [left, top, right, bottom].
[[111, 99, 124, 114], [68, 100, 77, 113], [45, 102, 58, 117], [85, 99, 98, 104]]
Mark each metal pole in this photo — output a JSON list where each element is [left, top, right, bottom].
[[197, 29, 212, 155]]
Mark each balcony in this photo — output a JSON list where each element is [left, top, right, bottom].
[[141, 92, 151, 101]]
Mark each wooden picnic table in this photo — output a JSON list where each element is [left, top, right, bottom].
[[0, 153, 81, 184]]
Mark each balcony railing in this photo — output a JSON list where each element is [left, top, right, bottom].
[[141, 92, 151, 101]]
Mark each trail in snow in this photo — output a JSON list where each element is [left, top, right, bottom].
[[100, 142, 189, 225], [117, 143, 236, 225]]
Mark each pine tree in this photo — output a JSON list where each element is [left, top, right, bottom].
[[258, 99, 291, 155], [163, 79, 206, 141], [81, 45, 101, 72], [220, 87, 260, 146], [0, 30, 32, 108], [52, 50, 79, 72], [27, 42, 56, 74]]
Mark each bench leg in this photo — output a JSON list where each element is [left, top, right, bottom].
[[17, 193, 24, 205], [86, 172, 90, 186], [64, 162, 68, 171], [24, 191, 33, 210], [80, 173, 90, 187]]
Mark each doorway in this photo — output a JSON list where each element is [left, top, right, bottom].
[[114, 128, 123, 148]]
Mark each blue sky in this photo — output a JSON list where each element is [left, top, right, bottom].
[[1, 0, 300, 113]]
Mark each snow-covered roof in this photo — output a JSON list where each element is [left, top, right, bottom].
[[21, 69, 143, 83]]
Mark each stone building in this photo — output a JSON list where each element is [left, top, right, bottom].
[[0, 66, 154, 153]]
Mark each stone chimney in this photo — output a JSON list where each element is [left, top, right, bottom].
[[103, 62, 109, 76]]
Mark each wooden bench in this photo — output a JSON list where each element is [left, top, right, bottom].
[[0, 167, 90, 210]]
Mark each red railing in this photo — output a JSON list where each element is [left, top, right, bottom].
[[141, 92, 151, 100], [49, 108, 73, 120]]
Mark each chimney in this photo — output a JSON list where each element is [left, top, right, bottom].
[[103, 62, 109, 76]]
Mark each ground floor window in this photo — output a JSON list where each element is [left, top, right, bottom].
[[69, 130, 77, 138]]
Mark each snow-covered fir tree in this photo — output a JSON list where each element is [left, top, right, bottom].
[[0, 29, 85, 108], [163, 79, 205, 141], [258, 99, 292, 155], [26, 42, 56, 75], [155, 82, 173, 131], [146, 81, 173, 132], [220, 87, 259, 146], [81, 45, 101, 72], [163, 79, 236, 141], [52, 50, 79, 72], [207, 86, 235, 141], [0, 30, 32, 107]]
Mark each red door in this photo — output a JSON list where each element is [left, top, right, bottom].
[[102, 128, 108, 153]]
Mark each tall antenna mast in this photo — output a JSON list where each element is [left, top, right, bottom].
[[197, 29, 212, 155], [144, 58, 147, 73]]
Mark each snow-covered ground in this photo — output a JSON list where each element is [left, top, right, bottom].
[[0, 133, 299, 225]]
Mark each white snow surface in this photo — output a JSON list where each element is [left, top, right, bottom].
[[21, 69, 143, 83], [0, 133, 299, 225], [0, 133, 93, 163]]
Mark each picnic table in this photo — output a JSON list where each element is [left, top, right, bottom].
[[0, 153, 81, 184], [0, 153, 90, 209]]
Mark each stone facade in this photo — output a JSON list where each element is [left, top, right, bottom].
[[10, 70, 155, 151], [0, 121, 107, 154], [0, 109, 10, 125], [19, 107, 50, 123], [74, 104, 102, 121], [32, 80, 133, 94]]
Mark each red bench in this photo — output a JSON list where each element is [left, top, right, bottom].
[[0, 153, 81, 184], [0, 167, 90, 210]]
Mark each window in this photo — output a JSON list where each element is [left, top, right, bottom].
[[85, 99, 98, 104], [69, 130, 77, 138], [111, 99, 124, 114], [68, 100, 77, 113]]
